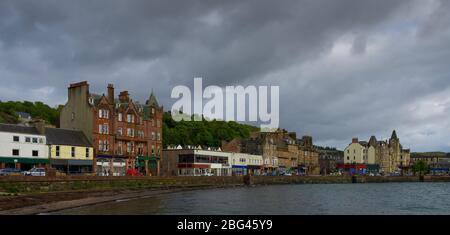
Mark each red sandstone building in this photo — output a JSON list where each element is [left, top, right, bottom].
[[60, 81, 163, 176]]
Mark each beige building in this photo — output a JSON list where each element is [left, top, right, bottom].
[[344, 130, 411, 174]]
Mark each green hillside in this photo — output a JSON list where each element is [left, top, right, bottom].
[[163, 112, 259, 147], [0, 101, 62, 126]]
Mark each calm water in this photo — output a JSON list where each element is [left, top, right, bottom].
[[54, 183, 450, 215]]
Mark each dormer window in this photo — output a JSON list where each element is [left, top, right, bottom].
[[89, 97, 94, 105]]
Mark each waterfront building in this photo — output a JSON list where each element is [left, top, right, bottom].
[[229, 152, 263, 176], [162, 146, 232, 176], [222, 130, 320, 175], [45, 128, 94, 174], [317, 146, 344, 175], [410, 152, 450, 175], [0, 123, 49, 170], [342, 130, 411, 174], [59, 81, 163, 176]]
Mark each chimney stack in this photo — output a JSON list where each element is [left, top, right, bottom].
[[119, 91, 129, 103], [33, 119, 46, 135], [107, 84, 114, 104], [352, 137, 358, 144]]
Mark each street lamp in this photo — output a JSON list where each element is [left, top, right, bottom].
[[14, 159, 18, 170]]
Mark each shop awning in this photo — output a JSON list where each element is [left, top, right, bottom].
[[51, 159, 93, 166], [0, 157, 49, 164]]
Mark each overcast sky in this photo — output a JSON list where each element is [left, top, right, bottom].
[[1, 0, 450, 151]]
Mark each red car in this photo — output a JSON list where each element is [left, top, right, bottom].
[[126, 169, 143, 176]]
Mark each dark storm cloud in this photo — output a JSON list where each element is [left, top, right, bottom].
[[1, 0, 450, 151]]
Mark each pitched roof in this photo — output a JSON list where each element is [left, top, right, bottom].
[[146, 91, 159, 106], [0, 123, 40, 135], [391, 130, 398, 139], [45, 128, 92, 147]]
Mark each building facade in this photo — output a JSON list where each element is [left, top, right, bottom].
[[318, 147, 344, 175], [45, 128, 94, 174], [162, 146, 264, 176], [222, 130, 320, 175], [60, 81, 163, 176], [162, 146, 232, 176], [343, 130, 411, 175], [0, 123, 49, 170]]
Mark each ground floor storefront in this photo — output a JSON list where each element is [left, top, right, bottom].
[[95, 155, 161, 176], [0, 157, 49, 171], [178, 163, 231, 176], [248, 165, 262, 176], [136, 155, 160, 176], [50, 159, 93, 175], [96, 155, 127, 176], [336, 164, 381, 175]]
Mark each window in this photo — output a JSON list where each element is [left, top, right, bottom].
[[152, 108, 155, 114], [117, 127, 123, 136], [39, 138, 44, 144], [157, 132, 161, 141], [89, 97, 94, 105], [99, 140, 103, 151], [86, 148, 90, 158], [117, 141, 123, 155], [71, 112, 75, 121], [12, 149, 19, 156], [118, 113, 123, 122], [152, 132, 155, 140], [138, 130, 144, 138], [13, 136, 19, 142], [71, 147, 75, 157], [32, 150, 39, 157], [127, 128, 134, 137], [25, 137, 31, 143], [99, 109, 109, 119], [157, 120, 160, 127], [56, 146, 60, 157], [127, 114, 134, 123], [104, 140, 109, 151], [32, 138, 38, 143], [99, 124, 109, 134], [127, 142, 134, 153], [152, 145, 155, 154]]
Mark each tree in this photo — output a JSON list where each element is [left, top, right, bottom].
[[412, 160, 428, 176]]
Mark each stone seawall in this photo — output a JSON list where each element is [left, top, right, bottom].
[[1, 175, 450, 194]]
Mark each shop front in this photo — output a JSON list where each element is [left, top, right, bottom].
[[96, 155, 126, 176], [136, 155, 160, 176], [0, 157, 48, 171], [51, 159, 93, 175], [232, 165, 247, 176]]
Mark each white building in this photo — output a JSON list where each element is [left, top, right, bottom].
[[0, 123, 49, 170], [230, 152, 263, 175], [162, 146, 263, 176]]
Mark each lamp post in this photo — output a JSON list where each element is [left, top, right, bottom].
[[14, 159, 18, 170]]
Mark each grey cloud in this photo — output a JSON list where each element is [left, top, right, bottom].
[[1, 0, 450, 151]]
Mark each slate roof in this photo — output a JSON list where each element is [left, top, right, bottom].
[[45, 128, 93, 147], [0, 123, 40, 135]]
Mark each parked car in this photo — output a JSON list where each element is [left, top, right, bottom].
[[203, 172, 214, 176], [23, 168, 46, 176], [0, 168, 22, 176]]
